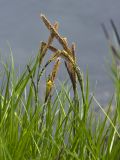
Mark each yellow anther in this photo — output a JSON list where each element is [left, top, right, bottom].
[[47, 80, 53, 87]]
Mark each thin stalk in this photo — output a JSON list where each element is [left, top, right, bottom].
[[27, 65, 38, 114]]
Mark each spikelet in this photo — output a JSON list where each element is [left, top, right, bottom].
[[65, 43, 77, 93], [39, 21, 59, 64], [40, 14, 72, 55], [45, 58, 61, 102]]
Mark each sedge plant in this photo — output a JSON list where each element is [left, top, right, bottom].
[[0, 15, 120, 160]]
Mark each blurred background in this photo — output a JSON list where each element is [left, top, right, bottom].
[[0, 0, 120, 104]]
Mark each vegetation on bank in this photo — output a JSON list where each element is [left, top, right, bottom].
[[0, 15, 120, 159]]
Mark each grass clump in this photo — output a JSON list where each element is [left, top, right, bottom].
[[0, 15, 120, 160]]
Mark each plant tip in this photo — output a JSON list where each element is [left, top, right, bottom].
[[40, 13, 45, 18]]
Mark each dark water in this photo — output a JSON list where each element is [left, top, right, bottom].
[[0, 0, 120, 104]]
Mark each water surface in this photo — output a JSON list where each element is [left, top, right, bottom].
[[0, 0, 120, 104]]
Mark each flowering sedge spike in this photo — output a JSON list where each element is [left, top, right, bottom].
[[45, 78, 53, 102], [40, 14, 72, 55], [44, 58, 61, 102], [51, 58, 61, 81], [65, 43, 77, 93], [71, 43, 77, 82], [71, 43, 76, 61], [39, 21, 59, 64]]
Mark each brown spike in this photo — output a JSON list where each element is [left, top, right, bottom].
[[40, 14, 72, 55], [39, 19, 59, 64]]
